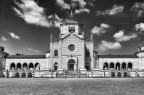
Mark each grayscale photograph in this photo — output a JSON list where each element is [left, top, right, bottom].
[[0, 0, 144, 95]]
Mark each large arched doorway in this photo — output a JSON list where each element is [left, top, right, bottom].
[[123, 72, 128, 77], [111, 72, 115, 77], [15, 72, 20, 78], [28, 72, 32, 78], [117, 72, 122, 77], [54, 62, 58, 71], [21, 73, 26, 78], [68, 59, 75, 71]]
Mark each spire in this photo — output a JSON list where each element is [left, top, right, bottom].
[[70, 10, 73, 20], [50, 33, 53, 42], [90, 33, 93, 41]]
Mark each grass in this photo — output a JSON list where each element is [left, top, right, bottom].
[[0, 78, 143, 95]]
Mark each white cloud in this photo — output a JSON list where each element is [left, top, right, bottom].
[[48, 14, 62, 27], [98, 40, 122, 51], [28, 48, 40, 53], [8, 32, 20, 40], [135, 23, 144, 32], [1, 36, 7, 41], [13, 0, 61, 28], [91, 23, 111, 35], [131, 2, 144, 18], [75, 8, 90, 14], [113, 30, 137, 42], [72, 0, 86, 8], [96, 5, 124, 16], [56, 0, 70, 10]]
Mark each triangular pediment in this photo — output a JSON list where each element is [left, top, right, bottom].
[[62, 34, 83, 42]]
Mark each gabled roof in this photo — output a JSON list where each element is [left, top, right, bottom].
[[61, 20, 79, 25], [62, 34, 83, 41], [7, 55, 46, 59], [98, 55, 138, 58]]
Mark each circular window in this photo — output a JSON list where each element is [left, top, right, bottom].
[[68, 44, 75, 51]]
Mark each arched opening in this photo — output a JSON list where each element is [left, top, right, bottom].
[[54, 62, 58, 71], [103, 62, 108, 70], [117, 72, 121, 77], [111, 72, 115, 77], [10, 63, 15, 70], [68, 59, 75, 71], [85, 63, 91, 71], [29, 63, 34, 70], [15, 72, 20, 77], [86, 50, 90, 57], [21, 73, 26, 78], [17, 63, 21, 70], [123, 72, 128, 77], [23, 63, 28, 70], [35, 63, 40, 70], [128, 63, 132, 70], [116, 63, 120, 70], [28, 73, 32, 78], [54, 50, 58, 56], [122, 63, 126, 70], [110, 63, 114, 70]]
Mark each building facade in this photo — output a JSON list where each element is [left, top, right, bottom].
[[0, 19, 144, 78]]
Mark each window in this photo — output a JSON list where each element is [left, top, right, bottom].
[[69, 27, 75, 33], [68, 44, 75, 51], [54, 50, 58, 56]]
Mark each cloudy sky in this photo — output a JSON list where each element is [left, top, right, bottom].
[[0, 0, 144, 55]]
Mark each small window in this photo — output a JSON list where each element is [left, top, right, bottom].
[[69, 27, 75, 33], [86, 50, 90, 57], [54, 50, 58, 56]]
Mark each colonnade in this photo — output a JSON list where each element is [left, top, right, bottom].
[[103, 62, 133, 70], [10, 62, 40, 71]]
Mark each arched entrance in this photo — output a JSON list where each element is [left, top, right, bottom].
[[117, 72, 122, 77], [54, 62, 58, 71], [15, 72, 20, 78], [123, 72, 128, 77], [21, 73, 26, 78], [111, 72, 115, 77], [68, 59, 75, 71], [28, 73, 32, 78]]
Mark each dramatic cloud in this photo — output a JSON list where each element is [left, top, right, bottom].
[[75, 8, 90, 14], [56, 0, 70, 10], [72, 0, 86, 8], [131, 2, 144, 18], [1, 36, 7, 41], [48, 14, 62, 27], [13, 0, 61, 28], [28, 48, 40, 53], [96, 5, 124, 16], [8, 32, 20, 40], [113, 30, 137, 42], [135, 23, 144, 32], [91, 23, 111, 35], [98, 40, 122, 51]]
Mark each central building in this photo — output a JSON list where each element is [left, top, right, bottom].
[[50, 20, 95, 72]]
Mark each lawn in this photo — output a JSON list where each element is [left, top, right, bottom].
[[0, 78, 144, 95]]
